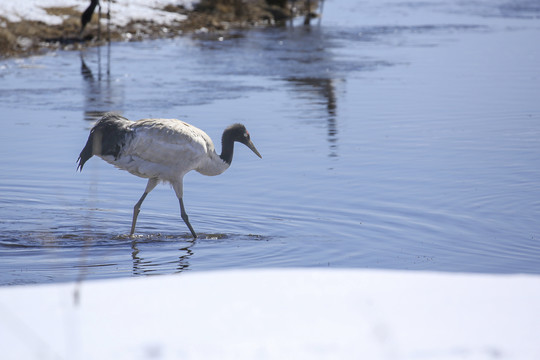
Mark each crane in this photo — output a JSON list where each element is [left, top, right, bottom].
[[80, 0, 100, 35], [77, 113, 262, 238], [80, 0, 111, 40]]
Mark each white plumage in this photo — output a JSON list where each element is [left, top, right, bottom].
[[107, 118, 228, 181], [78, 113, 262, 238]]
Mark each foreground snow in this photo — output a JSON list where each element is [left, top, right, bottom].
[[1, 269, 539, 359], [0, 0, 198, 26]]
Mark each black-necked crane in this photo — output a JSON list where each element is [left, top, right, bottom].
[[80, 0, 111, 39], [80, 0, 100, 34], [77, 113, 262, 238]]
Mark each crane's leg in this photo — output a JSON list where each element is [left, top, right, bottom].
[[179, 197, 197, 239], [172, 180, 197, 238], [130, 178, 158, 236]]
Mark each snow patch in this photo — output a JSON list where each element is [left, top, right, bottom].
[[0, 0, 198, 26], [1, 269, 539, 359]]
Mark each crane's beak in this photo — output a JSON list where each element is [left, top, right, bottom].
[[247, 140, 262, 158]]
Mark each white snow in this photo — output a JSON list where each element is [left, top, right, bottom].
[[1, 269, 539, 359], [0, 0, 198, 26]]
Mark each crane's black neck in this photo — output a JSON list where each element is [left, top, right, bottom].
[[220, 127, 236, 165], [220, 123, 249, 165]]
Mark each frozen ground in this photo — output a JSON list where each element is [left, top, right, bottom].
[[1, 269, 539, 359], [0, 0, 198, 26]]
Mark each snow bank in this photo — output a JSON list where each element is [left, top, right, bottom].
[[0, 0, 198, 26], [1, 269, 539, 359]]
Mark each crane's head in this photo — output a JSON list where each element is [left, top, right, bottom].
[[225, 123, 262, 159]]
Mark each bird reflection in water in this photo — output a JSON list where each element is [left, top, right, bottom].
[[131, 237, 195, 275], [80, 41, 124, 122], [287, 77, 340, 158], [80, 0, 118, 123], [278, 20, 341, 158]]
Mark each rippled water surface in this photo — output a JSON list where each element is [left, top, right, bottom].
[[1, 0, 539, 285]]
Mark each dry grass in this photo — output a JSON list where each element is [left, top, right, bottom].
[[44, 6, 81, 17]]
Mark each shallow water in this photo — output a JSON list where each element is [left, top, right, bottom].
[[1, 0, 539, 285]]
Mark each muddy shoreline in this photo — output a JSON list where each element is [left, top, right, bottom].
[[0, 0, 315, 59]]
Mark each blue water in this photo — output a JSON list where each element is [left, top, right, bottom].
[[1, 0, 539, 285]]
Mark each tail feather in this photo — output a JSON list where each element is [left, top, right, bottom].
[[77, 113, 132, 171]]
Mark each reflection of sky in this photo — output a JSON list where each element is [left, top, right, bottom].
[[131, 237, 194, 275], [193, 25, 391, 79], [0, 0, 539, 284], [323, 0, 540, 26]]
